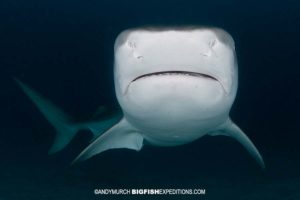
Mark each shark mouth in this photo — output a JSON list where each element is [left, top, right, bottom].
[[125, 70, 227, 95], [132, 71, 218, 82]]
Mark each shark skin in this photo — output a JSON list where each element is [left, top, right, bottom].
[[74, 26, 265, 168], [16, 26, 265, 169]]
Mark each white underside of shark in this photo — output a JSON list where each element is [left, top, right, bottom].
[[16, 26, 265, 169]]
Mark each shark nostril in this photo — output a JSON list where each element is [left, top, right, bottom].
[[133, 52, 143, 59], [200, 52, 209, 57], [128, 41, 136, 48], [127, 41, 143, 59], [200, 39, 218, 57], [209, 39, 217, 48]]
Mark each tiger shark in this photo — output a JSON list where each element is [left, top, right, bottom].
[[15, 26, 265, 168]]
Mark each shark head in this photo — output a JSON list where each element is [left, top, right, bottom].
[[114, 27, 238, 139]]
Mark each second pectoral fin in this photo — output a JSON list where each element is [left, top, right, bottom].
[[208, 119, 265, 169], [72, 118, 143, 164]]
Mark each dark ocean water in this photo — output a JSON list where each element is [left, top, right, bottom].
[[1, 0, 300, 199]]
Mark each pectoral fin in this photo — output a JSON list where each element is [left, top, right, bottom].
[[209, 119, 265, 169], [72, 118, 143, 164]]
